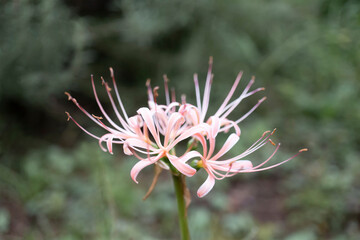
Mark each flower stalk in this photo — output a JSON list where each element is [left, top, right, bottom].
[[172, 172, 191, 240]]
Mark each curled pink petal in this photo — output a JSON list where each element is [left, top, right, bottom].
[[130, 160, 154, 184], [210, 133, 239, 161], [123, 143, 133, 155], [197, 175, 215, 198], [209, 116, 221, 138], [167, 153, 196, 177]]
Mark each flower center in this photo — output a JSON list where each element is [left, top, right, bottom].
[[197, 160, 204, 168]]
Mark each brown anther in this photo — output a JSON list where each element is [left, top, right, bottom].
[[210, 74, 214, 84], [101, 77, 112, 91], [181, 94, 186, 104], [163, 74, 169, 83], [171, 88, 176, 102], [109, 67, 114, 78], [209, 56, 213, 64], [259, 96, 267, 102], [92, 114, 103, 120], [269, 139, 276, 146], [64, 92, 72, 101], [65, 111, 71, 121], [262, 130, 271, 137], [271, 128, 277, 135], [153, 86, 159, 102], [146, 78, 151, 87], [299, 148, 308, 152], [260, 87, 266, 91]]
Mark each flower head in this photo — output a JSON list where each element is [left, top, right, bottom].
[[65, 58, 307, 198]]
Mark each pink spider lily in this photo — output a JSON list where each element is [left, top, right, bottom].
[[65, 60, 307, 199], [195, 116, 308, 198], [65, 69, 207, 183]]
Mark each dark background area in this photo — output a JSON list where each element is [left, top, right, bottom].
[[1, 0, 360, 239]]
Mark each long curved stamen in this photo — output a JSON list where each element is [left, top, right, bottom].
[[101, 77, 132, 133], [201, 56, 214, 121], [163, 74, 170, 105], [65, 92, 118, 133], [65, 112, 101, 140], [241, 148, 308, 173], [91, 75, 125, 132], [251, 143, 281, 170], [212, 129, 276, 165], [215, 71, 243, 117], [235, 97, 267, 124], [146, 79, 154, 102], [219, 77, 255, 119], [193, 73, 202, 112], [109, 67, 129, 121], [220, 96, 267, 133]]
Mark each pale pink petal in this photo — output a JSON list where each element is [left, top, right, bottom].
[[167, 153, 196, 177], [220, 119, 241, 136], [137, 107, 162, 147], [130, 160, 154, 184], [125, 138, 158, 152], [230, 160, 253, 171], [157, 160, 170, 170], [211, 160, 253, 172], [107, 135, 114, 154], [99, 133, 113, 152], [197, 174, 215, 198], [164, 112, 184, 146], [210, 133, 239, 161], [128, 115, 143, 129], [193, 134, 208, 154], [180, 150, 203, 162], [123, 143, 133, 155], [165, 102, 180, 114], [168, 123, 209, 149], [209, 116, 221, 138], [186, 107, 200, 126], [130, 154, 164, 183]]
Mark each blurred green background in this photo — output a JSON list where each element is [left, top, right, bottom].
[[1, 0, 359, 239]]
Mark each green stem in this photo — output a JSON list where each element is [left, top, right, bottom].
[[172, 173, 191, 240]]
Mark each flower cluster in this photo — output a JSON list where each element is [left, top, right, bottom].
[[65, 58, 307, 197]]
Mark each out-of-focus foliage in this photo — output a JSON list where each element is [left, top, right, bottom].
[[1, 0, 360, 239], [0, 0, 87, 105]]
